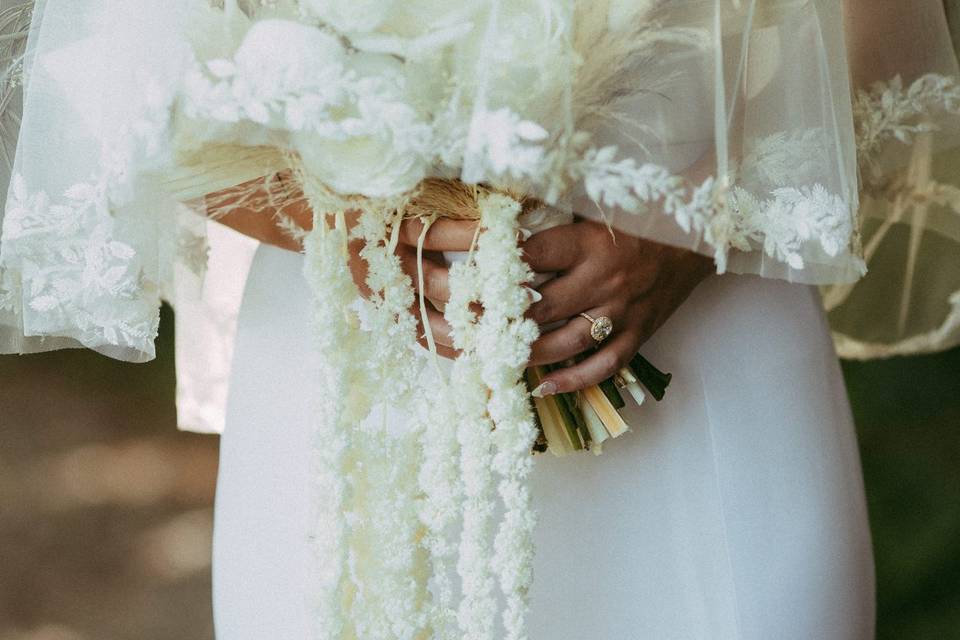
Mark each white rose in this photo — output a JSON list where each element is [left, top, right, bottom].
[[291, 53, 431, 198], [294, 129, 428, 198], [453, 1, 570, 125], [233, 20, 347, 100]]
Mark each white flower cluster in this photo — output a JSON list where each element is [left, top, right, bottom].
[[443, 220, 500, 640], [415, 380, 462, 639], [474, 195, 540, 640], [177, 0, 579, 202], [294, 186, 541, 639], [438, 193, 539, 640], [301, 207, 362, 640], [297, 181, 441, 638], [182, 16, 433, 198], [176, 3, 699, 225], [350, 209, 430, 638]]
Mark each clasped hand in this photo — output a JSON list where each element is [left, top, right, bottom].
[[213, 206, 714, 396], [390, 217, 714, 396]]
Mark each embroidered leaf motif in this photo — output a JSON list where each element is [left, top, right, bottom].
[[29, 295, 59, 312]]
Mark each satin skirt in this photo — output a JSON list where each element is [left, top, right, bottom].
[[212, 244, 876, 639]]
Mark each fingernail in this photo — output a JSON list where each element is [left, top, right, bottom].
[[524, 286, 543, 303], [518, 228, 533, 242], [532, 381, 557, 398]]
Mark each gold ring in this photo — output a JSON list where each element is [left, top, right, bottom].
[[579, 313, 613, 344]]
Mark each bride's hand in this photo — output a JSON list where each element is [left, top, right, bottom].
[[374, 217, 477, 358], [523, 220, 714, 397], [207, 193, 476, 357], [207, 184, 709, 382]]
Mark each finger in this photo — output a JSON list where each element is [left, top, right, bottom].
[[348, 236, 372, 298], [520, 223, 584, 272], [532, 330, 639, 396], [399, 245, 451, 301], [528, 271, 613, 325], [422, 304, 455, 348], [529, 313, 609, 366], [413, 304, 459, 359], [398, 217, 479, 251], [417, 336, 459, 360], [424, 249, 447, 265]]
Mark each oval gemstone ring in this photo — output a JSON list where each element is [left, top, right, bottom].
[[579, 313, 614, 344]]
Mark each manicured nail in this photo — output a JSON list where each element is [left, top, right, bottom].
[[524, 286, 543, 303], [518, 227, 533, 241], [532, 381, 557, 398]]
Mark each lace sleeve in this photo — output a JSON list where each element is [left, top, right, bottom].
[[824, 0, 960, 358], [0, 0, 207, 362]]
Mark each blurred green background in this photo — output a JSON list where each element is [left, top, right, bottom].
[[0, 306, 958, 640], [844, 347, 960, 639]]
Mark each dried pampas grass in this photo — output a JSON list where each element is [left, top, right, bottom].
[[402, 178, 540, 222]]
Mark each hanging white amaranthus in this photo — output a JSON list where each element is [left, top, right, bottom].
[[438, 193, 539, 640], [351, 208, 430, 638], [445, 234, 499, 640], [299, 185, 539, 638], [301, 203, 362, 640], [474, 195, 541, 640]]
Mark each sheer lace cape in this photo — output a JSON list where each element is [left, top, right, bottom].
[[0, 0, 956, 432]]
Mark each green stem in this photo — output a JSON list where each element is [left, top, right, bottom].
[[598, 377, 626, 410], [629, 353, 672, 401], [544, 363, 588, 449], [557, 390, 592, 448], [524, 370, 549, 453]]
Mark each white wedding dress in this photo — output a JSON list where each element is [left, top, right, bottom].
[[212, 242, 875, 640]]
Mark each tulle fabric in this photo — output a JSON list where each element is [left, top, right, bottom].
[[0, 1, 199, 362], [568, 0, 863, 285], [824, 0, 960, 358], [0, 3, 32, 197], [0, 1, 956, 431]]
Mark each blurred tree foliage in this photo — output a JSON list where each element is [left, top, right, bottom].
[[843, 347, 960, 640]]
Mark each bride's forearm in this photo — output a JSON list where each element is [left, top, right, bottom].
[[203, 174, 313, 251]]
